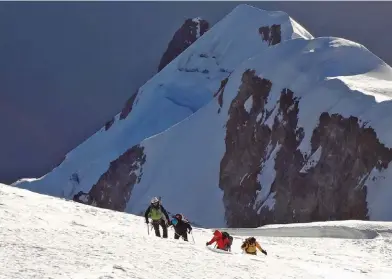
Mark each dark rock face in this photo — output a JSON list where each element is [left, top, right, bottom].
[[119, 92, 138, 120], [219, 69, 392, 227], [220, 70, 274, 227], [282, 113, 392, 223], [73, 191, 94, 205], [104, 117, 115, 131], [88, 145, 146, 211], [213, 77, 229, 113], [259, 24, 281, 46], [158, 18, 209, 72]]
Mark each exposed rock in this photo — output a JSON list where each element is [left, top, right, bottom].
[[119, 92, 137, 120], [213, 77, 229, 112], [220, 70, 274, 227], [281, 113, 392, 223], [104, 117, 115, 131], [88, 145, 146, 211], [219, 69, 392, 227], [158, 18, 209, 72], [259, 24, 281, 46], [73, 191, 94, 205]]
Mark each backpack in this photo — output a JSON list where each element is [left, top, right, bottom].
[[174, 213, 189, 223], [149, 206, 163, 220], [241, 237, 256, 249], [221, 232, 233, 247]]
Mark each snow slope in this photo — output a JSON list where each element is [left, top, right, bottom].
[[1, 183, 391, 279], [13, 4, 312, 200]]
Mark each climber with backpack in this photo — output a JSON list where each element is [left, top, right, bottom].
[[241, 237, 267, 256], [206, 230, 233, 251], [144, 197, 170, 238], [169, 213, 192, 241]]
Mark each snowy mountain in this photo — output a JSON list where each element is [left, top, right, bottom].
[[13, 5, 392, 228], [1, 183, 391, 278]]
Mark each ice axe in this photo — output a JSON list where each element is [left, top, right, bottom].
[[146, 219, 153, 235], [190, 231, 195, 244]]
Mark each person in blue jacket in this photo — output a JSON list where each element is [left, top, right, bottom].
[[169, 213, 192, 241]]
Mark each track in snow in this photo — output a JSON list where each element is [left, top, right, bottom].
[[0, 184, 391, 279]]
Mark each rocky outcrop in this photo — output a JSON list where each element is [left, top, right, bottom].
[[119, 92, 138, 121], [158, 18, 209, 72], [88, 145, 146, 211], [104, 117, 115, 131], [220, 70, 274, 227], [213, 77, 229, 113], [219, 69, 392, 227], [259, 24, 281, 46], [73, 191, 94, 205], [285, 113, 392, 222]]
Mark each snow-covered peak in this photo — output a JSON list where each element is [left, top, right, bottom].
[[168, 4, 312, 74]]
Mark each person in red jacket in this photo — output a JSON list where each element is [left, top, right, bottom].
[[206, 230, 232, 251]]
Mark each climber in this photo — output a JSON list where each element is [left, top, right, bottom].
[[241, 237, 267, 255], [144, 197, 170, 238], [169, 213, 192, 241], [206, 230, 233, 251]]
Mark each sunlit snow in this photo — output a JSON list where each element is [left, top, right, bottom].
[[1, 184, 392, 279]]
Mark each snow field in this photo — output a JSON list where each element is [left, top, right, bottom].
[[1, 184, 391, 279]]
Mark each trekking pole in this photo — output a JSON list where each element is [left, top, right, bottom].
[[190, 231, 195, 244], [146, 223, 150, 235]]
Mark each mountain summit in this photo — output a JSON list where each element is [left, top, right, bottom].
[[13, 4, 392, 228]]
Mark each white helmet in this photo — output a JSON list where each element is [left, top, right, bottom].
[[151, 197, 159, 204]]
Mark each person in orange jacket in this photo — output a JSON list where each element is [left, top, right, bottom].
[[206, 230, 233, 251], [241, 237, 267, 255]]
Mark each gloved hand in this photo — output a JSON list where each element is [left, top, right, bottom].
[[145, 219, 149, 224], [262, 249, 267, 255], [206, 242, 209, 246], [188, 229, 192, 233]]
